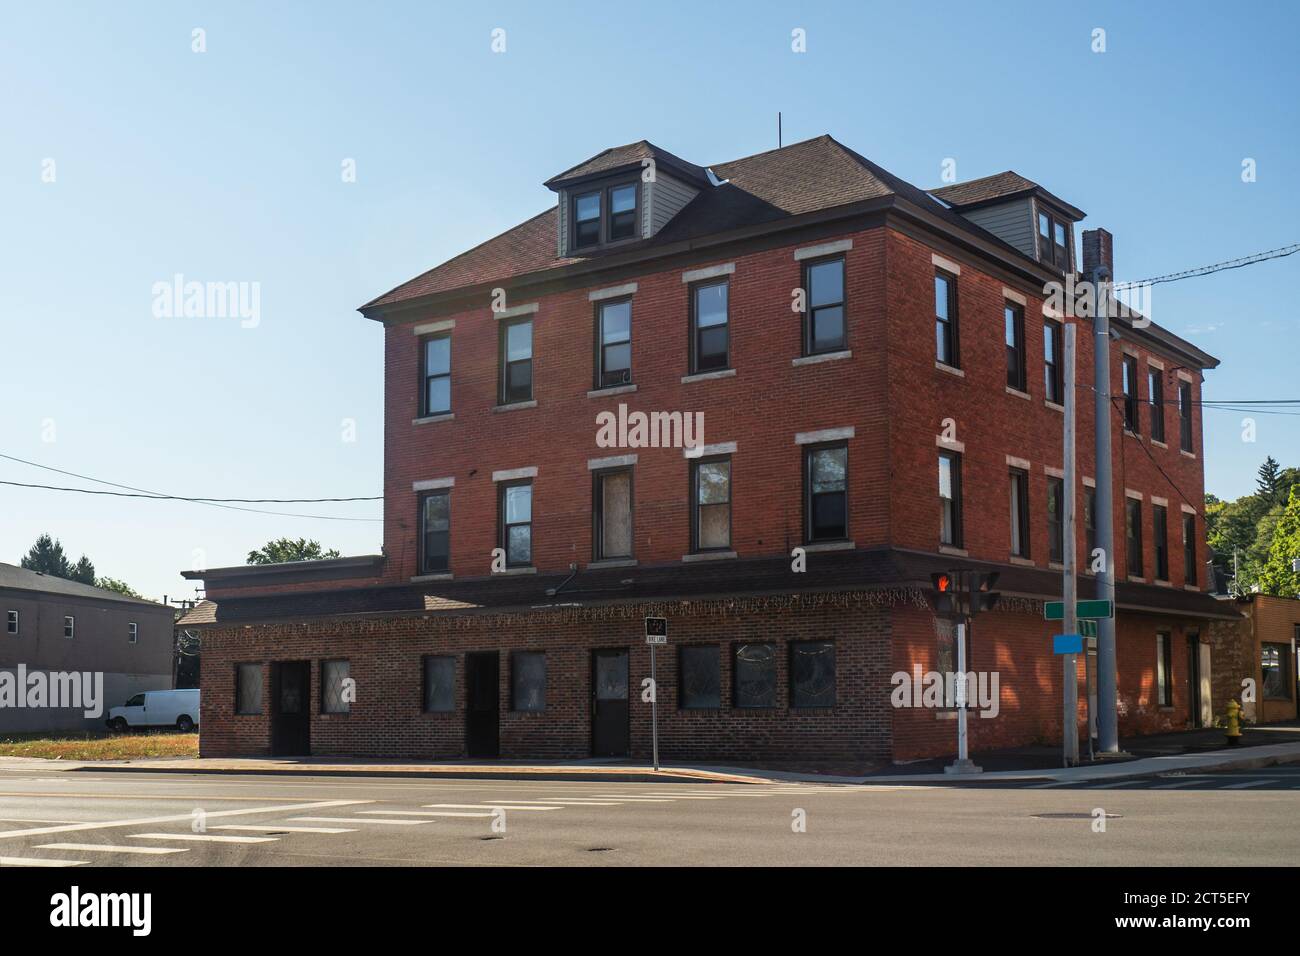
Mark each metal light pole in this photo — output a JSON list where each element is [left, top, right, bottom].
[[1092, 266, 1120, 753], [1062, 322, 1079, 766]]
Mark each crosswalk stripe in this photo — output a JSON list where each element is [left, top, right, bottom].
[[587, 796, 675, 802], [36, 843, 189, 855], [289, 816, 428, 825], [1087, 780, 1144, 788], [483, 800, 621, 806], [625, 795, 722, 800], [401, 811, 494, 818], [1223, 779, 1279, 789], [424, 804, 562, 811], [212, 825, 357, 834], [0, 855, 88, 867], [129, 832, 278, 844]]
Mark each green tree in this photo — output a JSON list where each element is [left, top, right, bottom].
[[1257, 486, 1300, 597], [96, 576, 143, 599], [246, 537, 341, 565], [20, 534, 95, 583], [1257, 456, 1283, 505]]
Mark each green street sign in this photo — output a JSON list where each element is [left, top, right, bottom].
[[1044, 599, 1114, 621], [1079, 619, 1098, 638]]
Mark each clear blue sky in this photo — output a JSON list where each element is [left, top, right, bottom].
[[2, 1, 1296, 602]]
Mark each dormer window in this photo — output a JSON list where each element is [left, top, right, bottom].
[[1038, 210, 1072, 271], [608, 184, 637, 240], [570, 181, 640, 252], [574, 191, 601, 248]]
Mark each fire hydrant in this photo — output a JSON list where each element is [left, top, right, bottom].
[[1224, 699, 1243, 747]]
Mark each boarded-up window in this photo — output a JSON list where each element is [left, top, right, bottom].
[[321, 660, 351, 714], [790, 641, 835, 708], [236, 663, 263, 715], [679, 645, 721, 709], [423, 656, 455, 712], [596, 470, 632, 559], [733, 643, 776, 708], [512, 652, 546, 712]]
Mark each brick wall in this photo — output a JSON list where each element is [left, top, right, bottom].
[[200, 595, 896, 764]]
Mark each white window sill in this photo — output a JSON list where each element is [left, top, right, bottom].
[[935, 361, 964, 378], [587, 384, 637, 398], [411, 573, 453, 583], [1049, 561, 1064, 571], [587, 558, 637, 569], [1044, 400, 1064, 413], [493, 566, 538, 576], [1183, 584, 1200, 592], [682, 550, 736, 563], [1009, 556, 1036, 567], [1123, 429, 1140, 439], [413, 413, 454, 425], [682, 368, 736, 384], [493, 400, 536, 413], [1180, 449, 1196, 459], [1005, 386, 1031, 401], [1153, 579, 1173, 588], [938, 545, 968, 557], [793, 350, 851, 367], [802, 540, 855, 553], [1128, 575, 1147, 584], [1151, 439, 1168, 449]]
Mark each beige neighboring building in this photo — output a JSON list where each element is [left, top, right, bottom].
[[1207, 593, 1300, 725], [0, 563, 174, 732]]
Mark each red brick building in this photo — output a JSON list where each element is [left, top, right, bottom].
[[180, 136, 1238, 765]]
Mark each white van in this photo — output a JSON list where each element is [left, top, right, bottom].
[[107, 689, 200, 733]]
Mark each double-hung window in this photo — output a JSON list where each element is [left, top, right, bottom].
[[419, 490, 451, 574], [1038, 211, 1071, 270], [596, 299, 632, 387], [1148, 367, 1165, 443], [500, 481, 533, 568], [1044, 321, 1063, 404], [1005, 301, 1025, 391], [803, 257, 846, 355], [1122, 355, 1140, 432], [939, 451, 962, 548], [1153, 504, 1169, 580], [1009, 468, 1030, 558], [573, 190, 601, 249], [934, 270, 958, 367], [5, 610, 17, 635], [128, 622, 138, 644], [593, 468, 633, 561], [1178, 380, 1194, 452], [1047, 476, 1064, 564], [691, 456, 731, 552], [500, 318, 532, 405], [1183, 513, 1197, 586], [690, 279, 729, 373], [607, 183, 637, 241], [1085, 486, 1098, 563], [1126, 498, 1144, 576], [422, 335, 451, 416], [64, 615, 74, 639], [805, 444, 848, 542]]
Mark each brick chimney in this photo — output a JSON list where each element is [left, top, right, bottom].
[[1082, 228, 1113, 279]]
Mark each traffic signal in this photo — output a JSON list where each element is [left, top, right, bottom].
[[974, 571, 1000, 615], [931, 572, 958, 616]]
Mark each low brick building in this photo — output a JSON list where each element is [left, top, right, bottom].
[[1207, 594, 1300, 725], [180, 136, 1239, 764]]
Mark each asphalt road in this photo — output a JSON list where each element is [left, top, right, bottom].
[[0, 766, 1295, 867]]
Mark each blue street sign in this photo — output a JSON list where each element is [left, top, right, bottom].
[[1053, 634, 1084, 655]]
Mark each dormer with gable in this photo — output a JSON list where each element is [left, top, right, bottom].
[[544, 141, 712, 257], [932, 171, 1086, 275]]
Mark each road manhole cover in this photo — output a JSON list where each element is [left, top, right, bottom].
[[1032, 812, 1122, 819]]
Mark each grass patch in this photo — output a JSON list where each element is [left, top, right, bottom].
[[0, 731, 198, 761]]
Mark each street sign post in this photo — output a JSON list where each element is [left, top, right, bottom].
[[1044, 599, 1113, 621], [644, 617, 667, 770]]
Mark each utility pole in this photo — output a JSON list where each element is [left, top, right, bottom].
[[1092, 264, 1120, 754], [1063, 322, 1079, 766]]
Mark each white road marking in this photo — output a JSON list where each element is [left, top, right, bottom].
[[632, 794, 723, 800], [1087, 780, 1145, 788], [0, 799, 373, 840], [425, 803, 562, 811], [289, 816, 428, 825], [130, 832, 278, 844], [586, 796, 675, 802], [1223, 779, 1280, 789], [212, 825, 357, 834], [36, 843, 189, 855], [1028, 782, 1073, 789], [397, 811, 493, 818], [1152, 780, 1201, 789], [483, 800, 622, 806], [0, 855, 88, 867], [0, 817, 86, 824]]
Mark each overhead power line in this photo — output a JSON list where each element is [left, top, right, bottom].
[[0, 452, 382, 523], [1115, 242, 1300, 289]]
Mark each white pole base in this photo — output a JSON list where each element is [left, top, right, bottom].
[[943, 759, 984, 775]]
